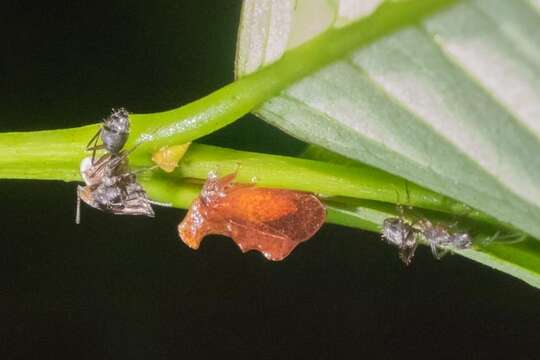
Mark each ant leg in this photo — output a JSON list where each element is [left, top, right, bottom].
[[92, 143, 143, 176], [86, 129, 103, 163], [392, 187, 407, 221], [484, 231, 527, 245], [404, 181, 411, 207], [131, 165, 159, 176], [89, 142, 141, 178], [430, 242, 438, 259], [397, 183, 426, 226], [431, 243, 450, 260], [149, 200, 172, 207], [119, 142, 143, 159], [87, 144, 105, 164], [399, 243, 417, 266], [88, 147, 134, 179], [85, 128, 101, 150], [87, 153, 115, 178], [497, 232, 527, 244], [481, 231, 501, 246]]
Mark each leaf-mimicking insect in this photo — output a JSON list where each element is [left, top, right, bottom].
[[178, 172, 326, 261]]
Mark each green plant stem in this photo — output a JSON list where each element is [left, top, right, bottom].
[[0, 131, 493, 224], [0, 125, 496, 232]]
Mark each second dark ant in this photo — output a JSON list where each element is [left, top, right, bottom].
[[381, 207, 472, 264]]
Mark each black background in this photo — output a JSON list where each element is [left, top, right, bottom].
[[2, 1, 539, 359]]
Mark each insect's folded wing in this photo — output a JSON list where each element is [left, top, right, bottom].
[[218, 190, 326, 260], [266, 192, 326, 242], [228, 221, 297, 261]]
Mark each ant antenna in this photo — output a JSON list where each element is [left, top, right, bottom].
[[404, 181, 411, 208], [482, 231, 527, 246]]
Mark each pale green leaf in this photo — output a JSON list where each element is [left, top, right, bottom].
[[235, 0, 540, 242], [236, 0, 385, 77]]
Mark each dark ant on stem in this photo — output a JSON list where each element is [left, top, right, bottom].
[[86, 108, 130, 163], [381, 214, 472, 265], [381, 187, 472, 264], [75, 108, 156, 224]]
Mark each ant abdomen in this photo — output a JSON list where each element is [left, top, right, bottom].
[[86, 108, 130, 161]]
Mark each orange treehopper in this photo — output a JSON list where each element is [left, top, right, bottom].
[[178, 172, 326, 261]]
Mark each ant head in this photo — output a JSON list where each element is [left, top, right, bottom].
[[382, 218, 412, 246], [451, 232, 472, 249]]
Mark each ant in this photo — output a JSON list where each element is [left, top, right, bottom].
[[86, 108, 130, 163], [381, 185, 472, 264], [76, 108, 155, 224], [381, 214, 472, 264]]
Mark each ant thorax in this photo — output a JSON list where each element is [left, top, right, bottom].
[[415, 219, 472, 248], [414, 219, 472, 259], [415, 220, 451, 245]]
